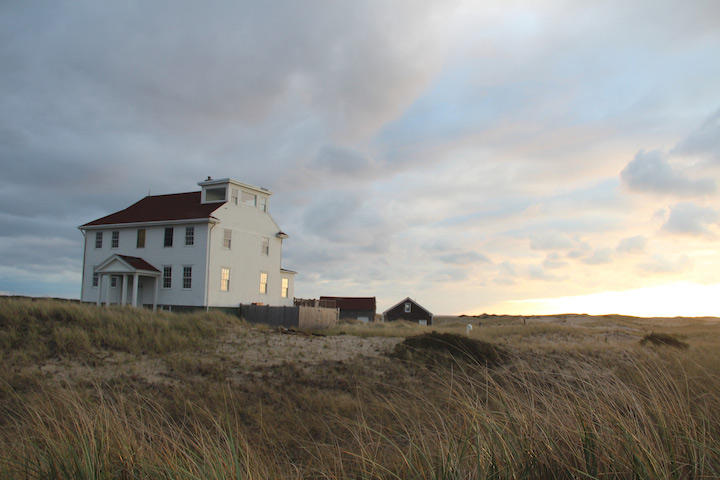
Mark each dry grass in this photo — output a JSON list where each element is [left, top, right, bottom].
[[1, 298, 720, 478]]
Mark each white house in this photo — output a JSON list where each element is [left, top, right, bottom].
[[79, 177, 295, 311]]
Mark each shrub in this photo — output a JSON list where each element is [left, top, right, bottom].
[[393, 331, 507, 366], [640, 332, 689, 349]]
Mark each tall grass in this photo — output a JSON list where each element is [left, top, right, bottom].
[[1, 298, 720, 478]]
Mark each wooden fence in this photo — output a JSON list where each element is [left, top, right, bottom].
[[239, 304, 338, 329]]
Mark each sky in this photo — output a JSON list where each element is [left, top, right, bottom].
[[1, 0, 720, 317]]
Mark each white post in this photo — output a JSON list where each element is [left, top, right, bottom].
[[96, 274, 103, 306], [131, 273, 139, 307], [121, 274, 128, 307], [153, 276, 159, 311], [105, 275, 111, 308]]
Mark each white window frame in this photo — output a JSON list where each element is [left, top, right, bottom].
[[261, 237, 269, 256], [404, 302, 411, 313], [259, 272, 268, 294], [259, 196, 267, 212], [281, 278, 289, 298], [95, 232, 103, 249], [163, 266, 172, 289], [223, 229, 232, 249], [220, 267, 230, 292], [185, 226, 194, 246], [182, 266, 192, 289], [111, 230, 119, 249], [164, 227, 174, 247], [231, 188, 238, 205]]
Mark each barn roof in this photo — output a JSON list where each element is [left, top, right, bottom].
[[320, 296, 376, 311], [80, 192, 222, 227]]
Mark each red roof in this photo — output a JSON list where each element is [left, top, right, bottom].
[[81, 192, 222, 227], [118, 255, 160, 272], [320, 296, 376, 311]]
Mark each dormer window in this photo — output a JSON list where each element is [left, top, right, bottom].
[[205, 187, 227, 202], [259, 196, 267, 212]]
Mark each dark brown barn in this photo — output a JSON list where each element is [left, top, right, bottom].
[[320, 296, 376, 322], [383, 297, 433, 325]]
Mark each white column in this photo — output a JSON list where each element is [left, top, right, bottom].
[[131, 273, 139, 307], [121, 274, 128, 307], [105, 275, 111, 308], [96, 274, 103, 306], [153, 276, 159, 311]]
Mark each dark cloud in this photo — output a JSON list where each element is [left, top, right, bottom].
[[662, 202, 719, 236], [620, 150, 715, 196]]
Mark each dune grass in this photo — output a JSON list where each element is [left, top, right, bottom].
[[1, 298, 720, 478]]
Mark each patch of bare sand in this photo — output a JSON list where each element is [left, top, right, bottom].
[[36, 326, 402, 388]]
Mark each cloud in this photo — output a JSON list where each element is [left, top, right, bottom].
[[616, 235, 647, 254], [620, 150, 715, 196], [437, 251, 490, 265], [673, 107, 720, 161], [582, 247, 613, 265], [638, 254, 693, 275], [542, 252, 567, 269], [662, 202, 719, 236], [529, 232, 574, 250]]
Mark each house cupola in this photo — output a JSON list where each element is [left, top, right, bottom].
[[197, 177, 272, 210]]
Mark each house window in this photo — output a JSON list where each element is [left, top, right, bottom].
[[92, 271, 99, 287], [220, 267, 230, 292], [164, 227, 173, 247], [223, 229, 232, 249], [185, 227, 194, 246], [183, 266, 192, 289], [281, 278, 289, 298], [205, 187, 226, 202], [163, 267, 172, 289], [259, 272, 267, 294], [95, 232, 103, 249], [111, 276, 117, 288], [230, 188, 238, 205], [241, 191, 256, 206], [111, 231, 119, 248], [261, 237, 269, 255], [404, 303, 411, 313], [259, 196, 267, 212], [137, 229, 146, 248]]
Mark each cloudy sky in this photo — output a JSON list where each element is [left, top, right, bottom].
[[2, 0, 720, 316]]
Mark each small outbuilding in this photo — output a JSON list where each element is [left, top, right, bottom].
[[320, 296, 376, 323], [383, 297, 433, 326]]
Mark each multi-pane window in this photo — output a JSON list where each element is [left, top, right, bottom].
[[95, 232, 103, 249], [185, 227, 194, 246], [183, 267, 192, 289], [223, 229, 232, 249], [111, 276, 117, 287], [259, 196, 267, 212], [92, 271, 99, 287], [111, 231, 119, 248], [163, 267, 172, 289], [220, 267, 230, 292], [241, 191, 256, 206], [137, 229, 146, 248], [259, 272, 268, 294], [230, 188, 238, 205], [261, 237, 269, 255], [404, 302, 411, 313], [164, 227, 173, 247], [281, 278, 289, 298]]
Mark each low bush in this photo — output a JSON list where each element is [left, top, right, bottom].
[[640, 332, 689, 349], [393, 331, 507, 366]]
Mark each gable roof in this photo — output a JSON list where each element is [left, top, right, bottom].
[[320, 296, 376, 311], [383, 297, 433, 316], [95, 254, 160, 274], [80, 192, 222, 228]]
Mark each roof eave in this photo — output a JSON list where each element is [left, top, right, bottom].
[[79, 217, 220, 230]]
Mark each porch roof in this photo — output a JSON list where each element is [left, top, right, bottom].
[[95, 254, 160, 275]]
